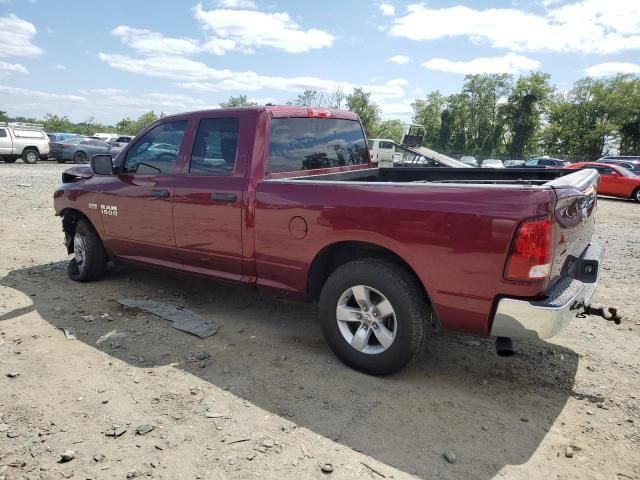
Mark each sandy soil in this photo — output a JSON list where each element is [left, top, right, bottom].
[[0, 162, 638, 480]]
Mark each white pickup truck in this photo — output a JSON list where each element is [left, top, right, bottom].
[[0, 122, 50, 164]]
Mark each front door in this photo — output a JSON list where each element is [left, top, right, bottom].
[[99, 119, 189, 267], [173, 116, 245, 281]]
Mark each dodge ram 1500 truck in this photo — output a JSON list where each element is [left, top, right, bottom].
[[53, 106, 603, 375]]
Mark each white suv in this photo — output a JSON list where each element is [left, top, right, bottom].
[[0, 122, 50, 164]]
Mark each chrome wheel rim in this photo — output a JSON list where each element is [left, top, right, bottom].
[[26, 151, 37, 162], [75, 152, 86, 163], [336, 285, 397, 354], [73, 233, 87, 273]]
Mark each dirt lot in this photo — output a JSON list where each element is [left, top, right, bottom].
[[0, 162, 638, 480]]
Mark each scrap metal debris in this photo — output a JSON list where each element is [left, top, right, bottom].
[[116, 298, 218, 338], [59, 327, 77, 340]]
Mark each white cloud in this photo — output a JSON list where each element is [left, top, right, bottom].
[[585, 62, 640, 77], [55, 64, 66, 70], [0, 14, 43, 57], [216, 0, 257, 8], [98, 52, 409, 100], [111, 26, 201, 56], [386, 54, 410, 64], [0, 84, 214, 123], [390, 1, 640, 55], [0, 85, 86, 103], [0, 61, 28, 75], [193, 3, 335, 54], [423, 53, 540, 74], [379, 3, 396, 16]]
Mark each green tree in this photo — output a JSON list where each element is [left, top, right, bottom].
[[412, 91, 446, 147], [504, 72, 553, 158], [375, 119, 405, 143], [346, 88, 380, 138], [219, 95, 258, 108], [0, 110, 8, 123], [462, 74, 513, 156]]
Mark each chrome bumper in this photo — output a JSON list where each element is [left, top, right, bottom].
[[490, 243, 603, 339]]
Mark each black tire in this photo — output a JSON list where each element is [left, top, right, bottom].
[[56, 159, 66, 164], [74, 151, 88, 164], [318, 258, 429, 376], [3, 157, 17, 163], [67, 219, 107, 282], [22, 148, 39, 164], [632, 187, 640, 203]]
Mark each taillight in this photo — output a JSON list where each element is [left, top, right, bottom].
[[307, 108, 331, 118], [505, 216, 554, 281]]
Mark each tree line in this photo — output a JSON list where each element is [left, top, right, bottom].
[[2, 72, 638, 160]]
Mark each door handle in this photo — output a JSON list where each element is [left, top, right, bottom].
[[151, 189, 170, 199], [211, 193, 237, 202]]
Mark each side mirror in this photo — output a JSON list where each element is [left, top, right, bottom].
[[91, 154, 114, 175]]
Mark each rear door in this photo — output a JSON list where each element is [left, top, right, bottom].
[[378, 141, 395, 162], [99, 119, 189, 266], [173, 114, 247, 281]]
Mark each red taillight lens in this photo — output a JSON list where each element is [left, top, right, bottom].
[[505, 216, 554, 281], [307, 108, 331, 118]]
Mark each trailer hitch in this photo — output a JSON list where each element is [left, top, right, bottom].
[[577, 305, 622, 325]]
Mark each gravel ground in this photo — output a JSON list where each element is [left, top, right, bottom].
[[0, 162, 638, 480]]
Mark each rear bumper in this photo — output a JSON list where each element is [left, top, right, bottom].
[[490, 242, 603, 339]]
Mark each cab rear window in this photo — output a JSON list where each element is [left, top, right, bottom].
[[268, 118, 368, 173]]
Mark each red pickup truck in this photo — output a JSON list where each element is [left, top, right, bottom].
[[53, 106, 603, 375]]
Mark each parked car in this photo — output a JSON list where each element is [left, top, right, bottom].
[[459, 155, 478, 167], [105, 136, 133, 148], [0, 122, 50, 164], [367, 138, 395, 167], [566, 162, 640, 202], [524, 157, 570, 168], [481, 159, 504, 168], [51, 137, 121, 164], [48, 133, 82, 143], [504, 160, 526, 168], [54, 106, 603, 375], [597, 157, 640, 174]]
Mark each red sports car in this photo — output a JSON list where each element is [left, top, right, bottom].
[[566, 162, 640, 202]]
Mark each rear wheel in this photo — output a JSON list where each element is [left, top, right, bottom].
[[318, 258, 429, 376], [633, 188, 640, 202], [74, 151, 88, 164], [22, 148, 39, 164], [56, 158, 66, 164], [67, 219, 107, 282]]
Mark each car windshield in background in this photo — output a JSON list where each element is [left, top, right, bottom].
[[615, 166, 636, 177], [268, 118, 368, 173]]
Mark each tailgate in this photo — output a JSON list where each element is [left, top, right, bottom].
[[545, 169, 599, 287]]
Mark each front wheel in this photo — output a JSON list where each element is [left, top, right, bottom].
[[67, 219, 107, 282], [318, 258, 429, 376], [74, 151, 88, 164], [22, 149, 39, 164], [633, 188, 640, 202]]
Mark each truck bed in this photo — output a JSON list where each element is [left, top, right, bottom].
[[283, 167, 583, 187]]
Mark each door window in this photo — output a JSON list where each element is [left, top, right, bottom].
[[189, 118, 239, 176], [0, 129, 6, 138], [123, 120, 187, 175], [379, 141, 394, 149]]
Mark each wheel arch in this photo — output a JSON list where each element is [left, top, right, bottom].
[[307, 241, 430, 304], [60, 208, 97, 254]]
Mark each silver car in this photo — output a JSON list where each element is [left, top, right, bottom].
[[51, 137, 122, 164]]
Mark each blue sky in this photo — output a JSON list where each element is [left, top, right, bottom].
[[1, 0, 639, 124]]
